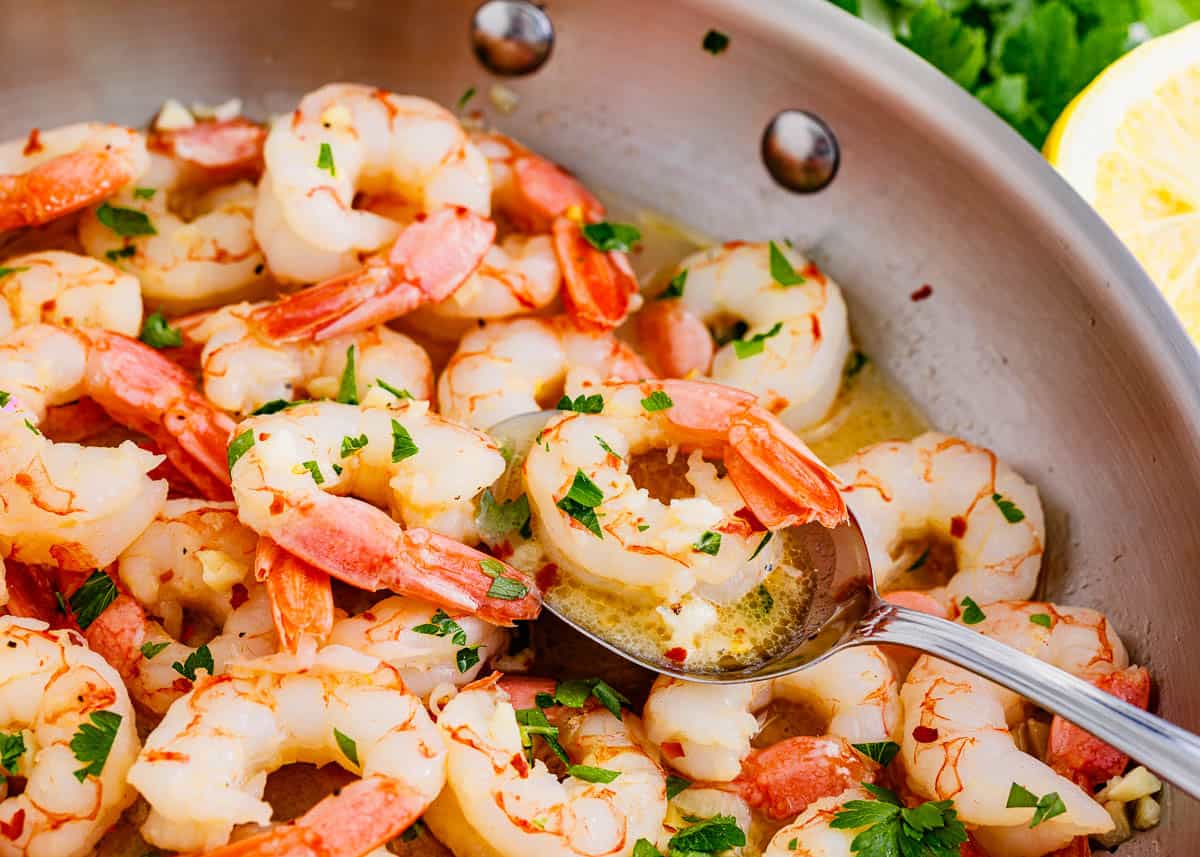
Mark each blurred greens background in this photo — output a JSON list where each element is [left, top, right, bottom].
[[828, 0, 1200, 146]]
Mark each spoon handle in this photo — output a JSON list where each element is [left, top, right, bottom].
[[859, 602, 1200, 799]]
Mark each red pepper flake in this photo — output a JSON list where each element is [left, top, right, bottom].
[[229, 583, 249, 610], [536, 563, 560, 590], [950, 516, 967, 538], [172, 677, 193, 693], [665, 647, 688, 663], [22, 128, 42, 156], [801, 262, 827, 284], [811, 315, 822, 340], [912, 725, 939, 743], [734, 506, 765, 531], [661, 741, 685, 760], [910, 284, 933, 302], [414, 211, 428, 222], [0, 808, 26, 840], [361, 611, 376, 622], [492, 540, 515, 560]]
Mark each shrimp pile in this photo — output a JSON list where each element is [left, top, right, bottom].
[[0, 83, 1161, 857]]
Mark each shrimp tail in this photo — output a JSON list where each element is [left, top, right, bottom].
[[552, 217, 640, 332], [254, 537, 334, 654], [510, 155, 604, 231], [198, 775, 428, 857], [732, 735, 877, 820], [1046, 666, 1152, 789], [81, 329, 235, 501], [635, 300, 714, 379], [251, 206, 495, 342], [0, 148, 137, 231], [149, 117, 266, 185]]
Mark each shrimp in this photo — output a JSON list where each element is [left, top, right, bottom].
[[0, 252, 141, 338], [148, 116, 266, 187], [0, 323, 236, 499], [327, 595, 507, 698], [0, 616, 140, 857], [424, 674, 668, 857], [521, 380, 845, 608], [637, 242, 850, 431], [189, 302, 433, 414], [643, 646, 899, 819], [833, 433, 1045, 611], [128, 647, 444, 853], [229, 397, 540, 624], [437, 315, 652, 430], [760, 787, 871, 857], [0, 124, 149, 231], [899, 601, 1143, 855]]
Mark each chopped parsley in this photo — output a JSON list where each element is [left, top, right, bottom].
[[666, 774, 691, 799], [0, 732, 24, 777], [456, 645, 482, 672], [595, 435, 622, 461], [480, 557, 528, 600], [375, 378, 413, 400], [851, 741, 900, 766], [133, 187, 157, 200], [414, 609, 469, 646], [732, 321, 783, 359], [105, 245, 136, 262], [477, 489, 532, 541], [171, 644, 214, 682], [23, 418, 40, 435], [390, 419, 418, 462], [581, 221, 641, 253], [1006, 782, 1067, 828], [669, 815, 745, 854], [632, 841, 661, 857], [658, 269, 687, 300], [640, 390, 673, 412], [334, 728, 359, 766], [845, 350, 869, 378], [556, 469, 604, 538], [748, 531, 773, 561], [227, 429, 254, 472], [300, 460, 325, 484], [96, 202, 156, 237], [992, 492, 1026, 523], [68, 571, 118, 630], [831, 783, 966, 857], [556, 393, 604, 414], [545, 678, 628, 720], [1029, 613, 1052, 629], [568, 764, 621, 783], [0, 266, 30, 279], [140, 641, 170, 660], [456, 86, 476, 111], [702, 29, 730, 54], [692, 530, 721, 556], [340, 433, 368, 458], [250, 399, 306, 416], [768, 240, 804, 287], [959, 596, 986, 625], [317, 142, 336, 176], [336, 345, 358, 405], [70, 711, 123, 782], [0, 391, 9, 407], [755, 584, 774, 615], [906, 547, 930, 572], [515, 707, 569, 764]]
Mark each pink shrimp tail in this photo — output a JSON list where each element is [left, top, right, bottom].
[[552, 217, 639, 332], [509, 154, 604, 232], [198, 775, 428, 857], [1046, 666, 1152, 789], [40, 397, 115, 443], [0, 145, 139, 230], [261, 491, 540, 625], [251, 206, 495, 342], [150, 117, 266, 184], [254, 537, 335, 654], [80, 329, 235, 501], [731, 735, 877, 820], [636, 300, 714, 379]]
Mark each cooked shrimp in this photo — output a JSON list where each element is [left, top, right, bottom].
[[128, 647, 444, 853], [0, 323, 235, 499], [253, 83, 490, 284], [229, 397, 540, 624], [637, 242, 850, 431], [522, 380, 845, 607], [327, 596, 507, 698], [0, 616, 140, 857], [0, 251, 141, 337], [900, 601, 1138, 854], [190, 302, 433, 414], [760, 787, 870, 857], [0, 124, 149, 231], [424, 674, 667, 857], [78, 178, 270, 315], [644, 646, 899, 819], [833, 432, 1045, 610], [437, 315, 652, 430], [148, 116, 266, 187]]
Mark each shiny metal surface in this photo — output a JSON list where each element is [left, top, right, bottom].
[[760, 109, 841, 193], [470, 0, 554, 76], [4, 0, 1198, 846]]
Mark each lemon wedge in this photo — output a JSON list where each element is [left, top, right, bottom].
[[1046, 22, 1200, 341]]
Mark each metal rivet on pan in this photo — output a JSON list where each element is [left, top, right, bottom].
[[471, 1, 554, 77], [761, 110, 840, 194]]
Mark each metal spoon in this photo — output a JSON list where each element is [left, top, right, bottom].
[[490, 409, 1200, 799]]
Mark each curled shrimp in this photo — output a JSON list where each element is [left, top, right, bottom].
[[0, 616, 141, 857], [0, 323, 235, 499], [522, 380, 845, 609], [437, 315, 653, 430], [643, 646, 899, 819], [188, 302, 433, 414], [760, 787, 871, 857], [229, 397, 540, 630], [899, 601, 1145, 855], [0, 124, 149, 231], [128, 647, 444, 854], [0, 252, 141, 338], [636, 241, 850, 431], [147, 116, 266, 187], [833, 432, 1045, 611], [424, 674, 667, 857]]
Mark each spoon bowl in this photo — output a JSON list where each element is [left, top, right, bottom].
[[488, 409, 1200, 798]]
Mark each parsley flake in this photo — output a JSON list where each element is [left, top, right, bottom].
[[0, 732, 24, 777], [669, 815, 745, 854], [456, 86, 477, 111], [568, 764, 621, 783], [658, 269, 687, 300], [845, 350, 869, 378], [171, 644, 214, 682], [551, 678, 628, 720], [477, 490, 532, 541], [317, 142, 336, 176], [557, 393, 604, 414], [375, 378, 413, 400], [68, 571, 117, 630], [831, 783, 967, 857], [632, 841, 661, 857], [70, 711, 123, 782], [106, 245, 136, 262], [960, 596, 986, 625], [227, 429, 254, 472], [390, 419, 418, 462], [336, 345, 358, 405], [556, 469, 604, 538], [334, 728, 359, 766], [480, 557, 528, 601], [749, 531, 773, 561], [140, 641, 170, 660], [251, 399, 306, 416], [581, 221, 640, 253], [300, 460, 324, 484], [702, 29, 730, 54], [733, 321, 783, 359], [456, 645, 482, 672], [340, 433, 368, 458], [906, 547, 930, 572], [0, 266, 29, 279], [768, 240, 804, 286], [1006, 783, 1066, 828], [515, 707, 569, 763], [96, 202, 156, 237], [640, 390, 673, 411], [693, 530, 722, 556], [1030, 613, 1052, 629], [133, 187, 157, 200], [992, 492, 1026, 523], [595, 435, 622, 461], [851, 741, 900, 766], [413, 608, 469, 646], [666, 774, 691, 799]]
